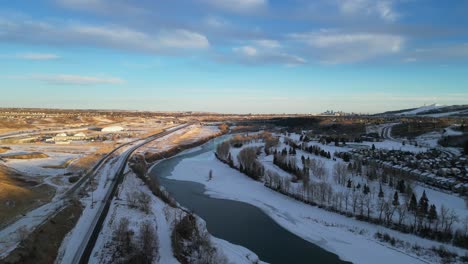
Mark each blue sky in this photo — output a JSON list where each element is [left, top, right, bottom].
[[1, 0, 467, 113]]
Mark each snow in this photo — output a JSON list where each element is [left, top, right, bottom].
[[0, 199, 65, 257], [57, 150, 129, 263], [355, 140, 428, 153], [397, 104, 445, 116], [3, 152, 80, 176], [168, 150, 466, 264], [88, 169, 263, 264], [413, 185, 468, 220]]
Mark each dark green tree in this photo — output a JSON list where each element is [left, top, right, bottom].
[[408, 193, 418, 212], [378, 185, 384, 198], [392, 191, 400, 206], [418, 190, 429, 216], [428, 204, 438, 224]]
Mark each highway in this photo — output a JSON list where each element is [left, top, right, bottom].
[[69, 124, 189, 264], [380, 123, 456, 158]]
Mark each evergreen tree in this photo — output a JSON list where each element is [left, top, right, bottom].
[[408, 193, 418, 212], [418, 190, 429, 216], [363, 184, 370, 195], [347, 179, 352, 188], [397, 180, 406, 193], [392, 191, 400, 206], [282, 148, 287, 156], [356, 183, 361, 189], [428, 204, 438, 223], [371, 144, 376, 151], [378, 185, 384, 198]]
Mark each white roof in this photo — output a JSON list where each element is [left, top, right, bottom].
[[101, 126, 124, 132], [56, 133, 67, 137], [74, 132, 86, 137]]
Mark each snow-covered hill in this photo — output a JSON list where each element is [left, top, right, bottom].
[[396, 104, 445, 116]]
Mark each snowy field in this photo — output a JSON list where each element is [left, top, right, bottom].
[[168, 147, 467, 264]]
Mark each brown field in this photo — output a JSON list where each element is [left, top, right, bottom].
[[0, 165, 55, 228], [42, 158, 76, 169], [2, 152, 49, 160], [0, 147, 11, 154], [0, 120, 34, 135], [2, 201, 83, 264], [67, 143, 116, 173]]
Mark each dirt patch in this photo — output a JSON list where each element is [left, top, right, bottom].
[[145, 132, 221, 163], [1, 152, 49, 160], [0, 147, 11, 154], [1, 201, 83, 264], [68, 144, 115, 173], [0, 165, 55, 228], [42, 158, 76, 169]]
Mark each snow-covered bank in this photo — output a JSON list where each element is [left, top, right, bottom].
[[168, 150, 466, 264], [89, 169, 264, 264]]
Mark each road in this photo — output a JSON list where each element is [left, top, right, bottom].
[[380, 123, 456, 158], [381, 123, 400, 142], [70, 124, 189, 264], [0, 124, 188, 259], [0, 127, 90, 140]]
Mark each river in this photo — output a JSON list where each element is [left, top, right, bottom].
[[149, 138, 349, 264]]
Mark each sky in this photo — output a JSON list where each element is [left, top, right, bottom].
[[1, 0, 467, 114]]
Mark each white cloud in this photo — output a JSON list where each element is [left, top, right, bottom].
[[16, 53, 60, 60], [233, 45, 258, 56], [0, 17, 209, 54], [204, 16, 228, 28], [338, 0, 398, 22], [253, 39, 281, 49], [290, 30, 404, 63], [55, 0, 145, 15], [203, 0, 268, 13], [17, 74, 125, 85], [232, 43, 305, 66]]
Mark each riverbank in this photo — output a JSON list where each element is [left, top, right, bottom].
[[167, 149, 444, 264]]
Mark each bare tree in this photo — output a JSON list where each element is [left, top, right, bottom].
[[114, 217, 134, 255], [138, 221, 158, 264], [396, 204, 408, 226], [333, 162, 348, 185]]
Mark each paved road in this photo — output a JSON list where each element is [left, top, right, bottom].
[[71, 124, 189, 264], [0, 124, 188, 260], [380, 123, 456, 158]]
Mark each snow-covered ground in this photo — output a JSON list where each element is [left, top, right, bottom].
[[137, 125, 220, 156], [397, 104, 445, 116], [3, 152, 81, 176], [168, 148, 467, 264], [88, 168, 264, 264], [56, 143, 137, 263]]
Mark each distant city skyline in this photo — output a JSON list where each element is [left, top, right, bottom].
[[1, 0, 468, 113]]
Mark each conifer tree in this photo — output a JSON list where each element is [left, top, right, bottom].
[[392, 191, 400, 206], [428, 204, 438, 224], [378, 185, 384, 198], [418, 190, 429, 216], [408, 193, 418, 212]]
